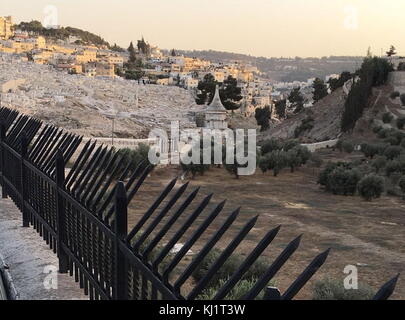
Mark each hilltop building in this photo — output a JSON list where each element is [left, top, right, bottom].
[[0, 16, 14, 40], [205, 86, 228, 130]]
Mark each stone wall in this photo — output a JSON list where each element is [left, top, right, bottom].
[[301, 139, 339, 152]]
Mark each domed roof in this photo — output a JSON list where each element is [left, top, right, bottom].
[[207, 85, 227, 112]]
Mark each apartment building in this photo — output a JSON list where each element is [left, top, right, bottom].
[[96, 62, 115, 77], [74, 49, 97, 64], [0, 16, 14, 40]]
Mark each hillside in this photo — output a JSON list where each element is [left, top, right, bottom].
[[264, 71, 405, 144], [177, 49, 362, 82], [0, 59, 202, 139], [16, 21, 110, 47], [264, 87, 347, 142]]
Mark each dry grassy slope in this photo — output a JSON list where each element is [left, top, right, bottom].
[[263, 88, 346, 143], [351, 72, 405, 141]]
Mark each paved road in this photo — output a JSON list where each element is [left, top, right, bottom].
[[0, 190, 87, 300]]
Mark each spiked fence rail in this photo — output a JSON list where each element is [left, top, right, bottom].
[[0, 106, 399, 300]]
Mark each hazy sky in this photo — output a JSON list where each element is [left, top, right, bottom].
[[1, 0, 403, 57]]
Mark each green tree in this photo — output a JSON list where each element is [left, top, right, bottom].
[[342, 141, 355, 153], [397, 117, 405, 129], [386, 45, 397, 57], [283, 139, 300, 151], [286, 148, 302, 172], [258, 154, 270, 173], [401, 94, 405, 106], [128, 41, 137, 63], [382, 112, 394, 124], [292, 145, 311, 165], [399, 176, 405, 195], [326, 167, 362, 196], [274, 99, 287, 119], [267, 150, 287, 177], [261, 138, 283, 155], [110, 43, 125, 52], [371, 156, 387, 173], [221, 76, 242, 111], [383, 146, 403, 160], [341, 57, 393, 132], [312, 78, 328, 103], [288, 87, 305, 114], [358, 174, 385, 201], [255, 106, 271, 132], [137, 37, 150, 55], [328, 72, 352, 92], [196, 76, 242, 111], [398, 63, 405, 71], [196, 74, 217, 105]]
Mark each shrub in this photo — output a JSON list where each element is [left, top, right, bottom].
[[115, 144, 152, 176], [267, 150, 288, 176], [192, 249, 241, 288], [383, 146, 403, 160], [180, 148, 211, 178], [283, 139, 300, 151], [342, 141, 355, 153], [313, 278, 374, 300], [399, 176, 405, 194], [318, 162, 347, 187], [357, 174, 385, 201], [385, 159, 405, 177], [224, 142, 257, 179], [389, 130, 405, 145], [196, 279, 250, 300], [390, 91, 400, 99], [371, 156, 387, 173], [372, 125, 383, 134], [384, 136, 399, 146], [196, 278, 271, 300], [193, 249, 271, 294], [286, 149, 302, 173], [243, 257, 269, 281], [382, 112, 394, 124], [401, 94, 405, 106], [261, 138, 283, 155], [292, 145, 311, 164], [309, 153, 324, 167], [294, 116, 315, 138], [361, 143, 388, 159], [397, 117, 405, 130], [377, 128, 393, 139], [259, 147, 305, 176], [258, 153, 270, 173], [326, 167, 362, 196]]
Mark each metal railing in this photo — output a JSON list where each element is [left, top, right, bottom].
[[0, 106, 399, 300]]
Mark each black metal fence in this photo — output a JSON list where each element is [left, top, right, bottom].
[[0, 106, 399, 300]]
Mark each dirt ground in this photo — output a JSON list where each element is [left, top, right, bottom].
[[127, 149, 405, 300]]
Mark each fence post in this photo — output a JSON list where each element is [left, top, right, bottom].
[[0, 121, 7, 199], [263, 287, 281, 300], [114, 181, 128, 300], [20, 132, 29, 227], [56, 150, 69, 274]]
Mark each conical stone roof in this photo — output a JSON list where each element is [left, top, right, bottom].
[[207, 85, 227, 112]]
